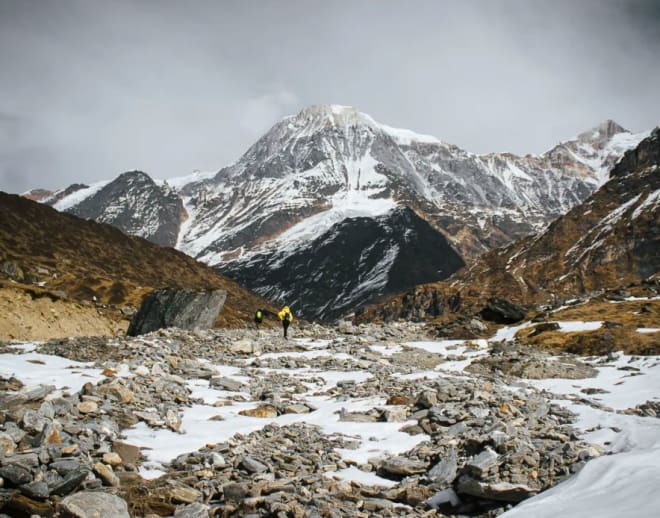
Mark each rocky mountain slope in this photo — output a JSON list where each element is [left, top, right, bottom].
[[0, 192, 273, 337], [222, 207, 465, 320], [39, 106, 647, 320], [358, 128, 660, 323], [48, 171, 186, 248]]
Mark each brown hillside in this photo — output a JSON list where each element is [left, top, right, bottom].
[[0, 192, 275, 334], [357, 128, 660, 324]]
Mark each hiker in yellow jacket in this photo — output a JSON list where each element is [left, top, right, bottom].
[[278, 306, 294, 339]]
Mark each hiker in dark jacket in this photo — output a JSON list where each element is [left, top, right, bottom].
[[278, 306, 294, 339], [254, 309, 264, 329]]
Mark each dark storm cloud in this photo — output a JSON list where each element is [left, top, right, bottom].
[[1, 0, 659, 193]]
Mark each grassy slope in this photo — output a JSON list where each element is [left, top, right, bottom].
[[0, 192, 276, 328]]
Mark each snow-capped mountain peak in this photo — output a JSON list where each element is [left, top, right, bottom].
[[41, 107, 651, 319]]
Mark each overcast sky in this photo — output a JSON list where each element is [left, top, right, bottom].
[[1, 0, 659, 193]]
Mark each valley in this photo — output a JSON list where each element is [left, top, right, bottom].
[[0, 296, 658, 516]]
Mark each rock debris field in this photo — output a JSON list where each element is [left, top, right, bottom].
[[1, 319, 659, 517]]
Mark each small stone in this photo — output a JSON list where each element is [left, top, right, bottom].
[[133, 365, 150, 376], [50, 460, 81, 475], [239, 404, 277, 418], [62, 444, 80, 456], [0, 432, 16, 456], [282, 404, 311, 415], [209, 377, 245, 392], [22, 409, 46, 433], [416, 391, 438, 409], [457, 476, 537, 502], [103, 452, 123, 466], [19, 480, 49, 500], [378, 456, 427, 477], [428, 448, 458, 486], [174, 502, 210, 518], [467, 447, 500, 477], [170, 485, 202, 504], [210, 453, 226, 468], [241, 455, 268, 474], [222, 482, 248, 501], [166, 408, 182, 432], [76, 401, 98, 414], [382, 406, 408, 422], [93, 462, 120, 487], [229, 339, 254, 354], [0, 464, 33, 486], [49, 469, 88, 496], [112, 441, 141, 465]]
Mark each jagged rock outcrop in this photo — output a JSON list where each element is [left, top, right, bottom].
[[127, 288, 227, 336]]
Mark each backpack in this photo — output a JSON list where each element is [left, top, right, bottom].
[[256, 310, 263, 319]]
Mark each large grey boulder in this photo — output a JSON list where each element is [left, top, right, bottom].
[[127, 289, 226, 336]]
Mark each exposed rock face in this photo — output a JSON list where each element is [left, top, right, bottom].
[[480, 298, 527, 324], [222, 207, 465, 320], [62, 171, 186, 247], [127, 288, 227, 336]]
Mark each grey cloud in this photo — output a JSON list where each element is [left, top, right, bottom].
[[1, 0, 659, 194]]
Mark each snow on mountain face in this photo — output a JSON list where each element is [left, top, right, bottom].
[[175, 106, 644, 267], [58, 171, 186, 248], [44, 106, 647, 319], [222, 207, 465, 320]]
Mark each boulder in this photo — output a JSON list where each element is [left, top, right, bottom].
[[428, 448, 458, 486], [457, 476, 537, 502], [0, 464, 32, 486], [209, 377, 246, 392], [112, 441, 141, 465], [480, 298, 527, 324], [378, 456, 427, 478], [127, 289, 227, 336], [174, 502, 210, 518], [60, 491, 129, 518]]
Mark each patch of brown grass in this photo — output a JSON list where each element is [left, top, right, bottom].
[[517, 299, 659, 355], [520, 326, 659, 355]]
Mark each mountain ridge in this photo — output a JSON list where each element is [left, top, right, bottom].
[[31, 106, 650, 320], [356, 128, 660, 324]]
